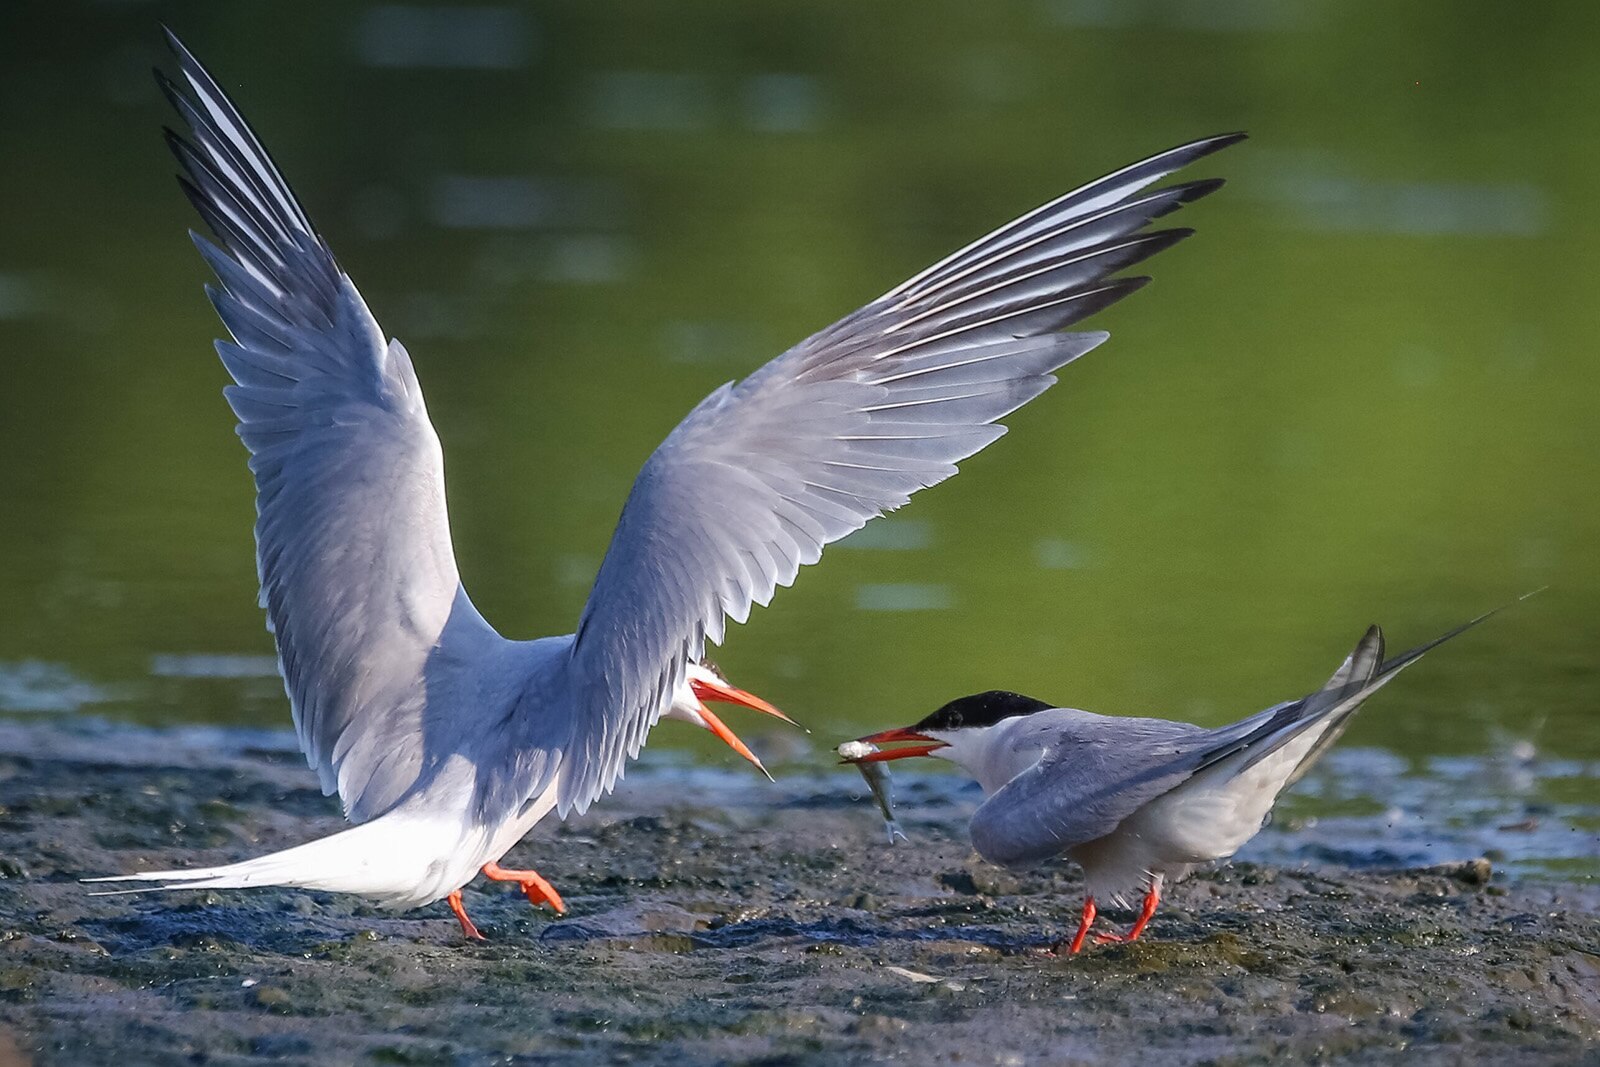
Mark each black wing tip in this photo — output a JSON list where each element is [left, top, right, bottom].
[[1147, 131, 1247, 175], [152, 65, 187, 108], [1132, 177, 1227, 225], [1061, 275, 1152, 325], [1187, 131, 1249, 155], [158, 26, 208, 91], [174, 172, 205, 206], [161, 125, 203, 184], [161, 124, 195, 158], [162, 24, 196, 65], [1135, 225, 1196, 250], [1173, 176, 1227, 203], [174, 175, 236, 249], [1088, 228, 1195, 280]]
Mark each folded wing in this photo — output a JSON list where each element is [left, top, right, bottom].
[[969, 615, 1496, 868]]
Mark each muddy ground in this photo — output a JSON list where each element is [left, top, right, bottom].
[[0, 721, 1595, 1066]]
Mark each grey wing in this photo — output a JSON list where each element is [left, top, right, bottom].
[[969, 713, 1215, 867], [970, 618, 1492, 868], [534, 133, 1244, 817], [161, 33, 495, 820], [969, 631, 1387, 867]]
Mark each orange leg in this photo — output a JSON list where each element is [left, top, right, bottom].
[[447, 889, 485, 941], [1093, 878, 1163, 945], [483, 861, 567, 914], [1053, 896, 1097, 955], [1125, 878, 1162, 942]]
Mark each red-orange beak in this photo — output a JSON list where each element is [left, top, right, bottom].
[[847, 726, 948, 762], [689, 676, 800, 728], [693, 705, 772, 780], [689, 677, 800, 782]]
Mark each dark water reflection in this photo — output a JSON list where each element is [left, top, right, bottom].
[[0, 4, 1596, 871]]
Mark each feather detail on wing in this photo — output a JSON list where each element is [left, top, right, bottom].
[[160, 31, 493, 822], [545, 134, 1245, 816]]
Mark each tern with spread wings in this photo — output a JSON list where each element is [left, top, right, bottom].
[[89, 31, 1240, 938]]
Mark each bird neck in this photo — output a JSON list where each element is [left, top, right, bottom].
[[938, 718, 1041, 794]]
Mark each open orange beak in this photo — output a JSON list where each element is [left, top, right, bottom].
[[689, 676, 799, 781], [689, 676, 799, 728], [847, 726, 948, 762]]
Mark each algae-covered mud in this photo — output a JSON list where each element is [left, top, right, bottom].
[[0, 721, 1596, 1066]]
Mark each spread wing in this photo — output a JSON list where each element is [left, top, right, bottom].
[[542, 133, 1245, 816], [160, 31, 497, 821]]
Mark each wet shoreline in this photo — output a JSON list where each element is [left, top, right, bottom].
[[0, 720, 1596, 1064]]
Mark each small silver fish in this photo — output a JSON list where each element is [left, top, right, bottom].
[[838, 740, 909, 845]]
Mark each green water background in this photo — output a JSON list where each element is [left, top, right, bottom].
[[0, 4, 1596, 799]]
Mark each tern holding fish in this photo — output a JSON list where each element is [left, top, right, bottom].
[[838, 741, 909, 844], [88, 31, 1238, 938], [843, 612, 1501, 953]]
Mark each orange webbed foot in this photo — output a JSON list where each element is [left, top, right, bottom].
[[482, 861, 567, 914]]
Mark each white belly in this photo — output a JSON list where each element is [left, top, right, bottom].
[[367, 782, 562, 908]]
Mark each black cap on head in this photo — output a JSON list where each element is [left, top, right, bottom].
[[913, 690, 1054, 732]]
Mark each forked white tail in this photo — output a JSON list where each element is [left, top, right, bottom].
[[83, 810, 482, 910]]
